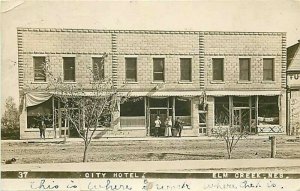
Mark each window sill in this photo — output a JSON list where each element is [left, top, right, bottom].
[[183, 126, 192, 129], [210, 81, 225, 84], [261, 81, 276, 84], [31, 81, 48, 84], [237, 81, 252, 84], [63, 81, 77, 84], [151, 81, 165, 84], [90, 81, 106, 84], [25, 128, 53, 132], [178, 81, 193, 84], [119, 127, 145, 130], [124, 81, 139, 84]]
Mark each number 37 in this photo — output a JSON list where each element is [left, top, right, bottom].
[[18, 172, 28, 178]]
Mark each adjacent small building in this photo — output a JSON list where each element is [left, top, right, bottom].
[[287, 40, 300, 135], [17, 28, 287, 139]]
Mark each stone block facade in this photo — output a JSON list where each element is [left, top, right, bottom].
[[17, 28, 287, 139]]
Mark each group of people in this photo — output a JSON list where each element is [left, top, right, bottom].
[[154, 116, 183, 137]]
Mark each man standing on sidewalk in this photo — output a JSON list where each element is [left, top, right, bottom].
[[175, 117, 183, 137], [154, 116, 161, 137], [39, 121, 46, 140]]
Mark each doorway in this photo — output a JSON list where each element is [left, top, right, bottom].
[[59, 109, 69, 138], [233, 108, 250, 132], [58, 108, 81, 138], [149, 109, 168, 136]]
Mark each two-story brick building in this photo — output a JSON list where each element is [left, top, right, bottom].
[[17, 28, 287, 139]]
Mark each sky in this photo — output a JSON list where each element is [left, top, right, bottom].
[[1, 0, 300, 111]]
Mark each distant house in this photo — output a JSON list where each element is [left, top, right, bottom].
[[17, 28, 287, 139], [287, 40, 300, 135]]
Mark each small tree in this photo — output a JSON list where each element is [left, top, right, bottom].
[[36, 53, 129, 162], [214, 115, 248, 159], [1, 96, 20, 139]]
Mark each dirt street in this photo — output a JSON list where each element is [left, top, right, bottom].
[[2, 137, 300, 164]]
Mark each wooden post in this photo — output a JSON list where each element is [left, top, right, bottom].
[[52, 96, 56, 138], [270, 136, 276, 158], [172, 97, 175, 125]]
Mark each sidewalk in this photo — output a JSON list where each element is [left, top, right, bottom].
[[2, 159, 300, 172], [1, 135, 276, 143]]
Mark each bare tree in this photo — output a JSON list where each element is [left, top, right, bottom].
[[214, 115, 248, 159], [34, 53, 130, 162]]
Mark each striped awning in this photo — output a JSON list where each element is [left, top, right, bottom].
[[206, 90, 282, 96]]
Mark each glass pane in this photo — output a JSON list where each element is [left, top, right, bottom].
[[175, 99, 191, 116], [154, 73, 164, 81], [149, 98, 168, 107], [212, 58, 223, 81], [120, 98, 144, 116], [214, 96, 229, 125], [126, 70, 137, 81], [180, 58, 191, 81], [233, 96, 249, 107], [239, 58, 250, 81], [34, 57, 46, 81], [93, 57, 104, 80], [263, 59, 274, 81], [63, 57, 75, 81], [153, 58, 164, 72], [258, 96, 279, 125], [126, 58, 137, 70]]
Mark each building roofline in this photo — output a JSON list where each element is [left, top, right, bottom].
[[16, 27, 286, 35]]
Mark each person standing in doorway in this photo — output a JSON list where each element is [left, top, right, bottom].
[[39, 120, 46, 140], [175, 117, 184, 137], [154, 116, 161, 137], [164, 117, 172, 137]]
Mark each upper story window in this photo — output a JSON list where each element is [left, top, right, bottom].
[[239, 58, 251, 81], [153, 58, 165, 82], [180, 58, 192, 82], [63, 57, 75, 82], [92, 57, 104, 81], [212, 58, 224, 81], [33, 57, 46, 82], [125, 58, 137, 82], [263, 58, 274, 81]]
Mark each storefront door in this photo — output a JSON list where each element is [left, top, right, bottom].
[[59, 109, 69, 138], [149, 109, 167, 136], [233, 108, 250, 132]]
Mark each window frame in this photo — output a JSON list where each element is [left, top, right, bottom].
[[92, 57, 104, 81], [63, 57, 76, 82], [212, 58, 224, 81], [153, 58, 165, 82], [263, 58, 275, 81], [33, 56, 46, 82], [125, 57, 138, 82], [180, 58, 192, 82], [239, 58, 251, 81]]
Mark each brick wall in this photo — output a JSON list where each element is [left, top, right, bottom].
[[203, 33, 285, 91], [116, 33, 199, 54], [18, 29, 286, 93]]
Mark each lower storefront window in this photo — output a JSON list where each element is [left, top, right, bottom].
[[214, 96, 230, 126], [258, 96, 279, 125], [175, 98, 191, 126], [27, 99, 53, 129], [120, 97, 145, 128]]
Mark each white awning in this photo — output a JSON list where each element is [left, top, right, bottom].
[[206, 90, 282, 96]]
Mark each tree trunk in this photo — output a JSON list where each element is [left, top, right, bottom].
[[83, 144, 88, 162]]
